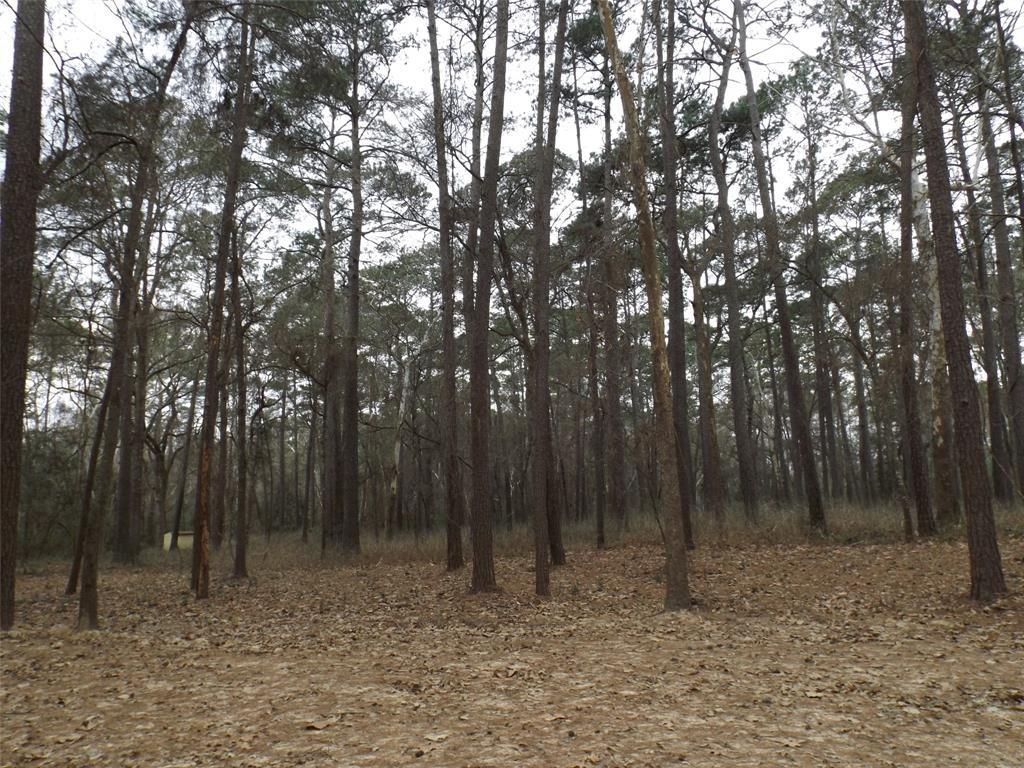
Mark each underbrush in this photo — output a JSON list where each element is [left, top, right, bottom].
[[119, 499, 1024, 575]]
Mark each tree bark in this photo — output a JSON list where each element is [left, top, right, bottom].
[[736, 0, 825, 531], [897, 69, 935, 534], [951, 99, 1013, 502], [601, 48, 631, 535], [467, 0, 509, 593], [528, 0, 569, 596], [192, 4, 251, 598], [707, 21, 758, 521], [686, 251, 725, 525], [903, 0, 1005, 600], [1, 0, 45, 630], [655, 0, 699, 535], [597, 0, 691, 610], [320, 153, 344, 546], [426, 0, 465, 570], [341, 31, 363, 554], [977, 82, 1024, 498], [231, 228, 249, 579]]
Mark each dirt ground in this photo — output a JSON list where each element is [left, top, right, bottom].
[[2, 535, 1022, 767]]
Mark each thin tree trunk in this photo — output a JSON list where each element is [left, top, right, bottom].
[[341, 34, 363, 554], [192, 5, 250, 598], [468, 0, 509, 593], [528, 0, 569, 595], [978, 81, 1024, 498], [656, 0, 700, 535], [232, 228, 249, 579], [170, 371, 200, 550], [805, 131, 840, 501], [764, 306, 791, 502], [736, 0, 825, 531], [66, 375, 112, 595], [686, 251, 725, 525], [601, 48, 631, 535], [707, 20, 758, 521], [426, 0, 465, 570], [320, 153, 344, 545], [897, 68, 935, 534]]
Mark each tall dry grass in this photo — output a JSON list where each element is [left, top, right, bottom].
[[132, 499, 1024, 573]]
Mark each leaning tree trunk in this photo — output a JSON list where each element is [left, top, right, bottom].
[[707, 22, 758, 521], [597, 0, 690, 610], [902, 0, 1005, 600], [736, 0, 825, 531], [78, 14, 193, 626], [0, 0, 45, 631]]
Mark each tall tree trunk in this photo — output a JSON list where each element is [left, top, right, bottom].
[[951, 100, 1014, 502], [1, 0, 45, 630], [320, 154, 344, 546], [764, 304, 791, 502], [736, 0, 825, 531], [462, 2, 486, 325], [277, 388, 287, 529], [902, 0, 1005, 600], [113, 190, 160, 564], [655, 0, 699, 535], [341, 37, 363, 555], [993, 0, 1024, 270], [897, 69, 935, 535], [231, 229, 249, 579], [169, 371, 200, 551], [805, 132, 840, 500], [426, 0, 464, 570], [686, 252, 725, 525], [978, 82, 1024, 498], [850, 325, 875, 503], [528, 0, 569, 595], [212, 346, 230, 549], [601, 49, 631, 535], [67, 381, 113, 596], [707, 22, 758, 521], [467, 0, 509, 593], [192, 5, 250, 598], [597, 0, 691, 610], [78, 15, 192, 625]]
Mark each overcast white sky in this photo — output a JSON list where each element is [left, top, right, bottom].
[[1, 0, 825, 171], [1, 0, 1019, 265]]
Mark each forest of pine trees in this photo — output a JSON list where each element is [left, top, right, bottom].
[[3, 0, 1023, 624], [2, 1, 1023, 762], [2, 0, 1024, 626]]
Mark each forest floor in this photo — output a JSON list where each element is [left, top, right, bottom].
[[2, 532, 1023, 767]]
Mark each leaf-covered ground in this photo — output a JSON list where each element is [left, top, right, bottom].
[[3, 536, 1023, 767]]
